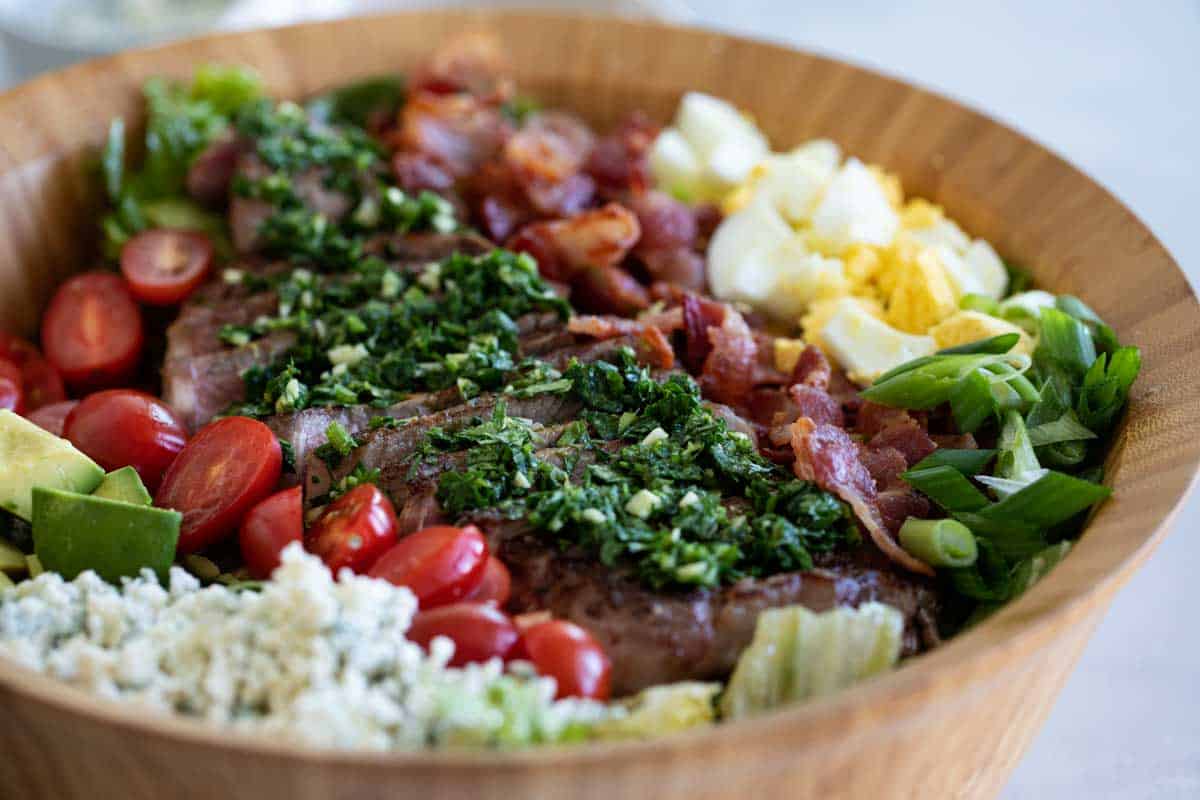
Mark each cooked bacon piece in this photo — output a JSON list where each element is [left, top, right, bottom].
[[692, 203, 723, 248], [585, 112, 659, 196], [506, 203, 641, 282], [931, 432, 979, 450], [504, 112, 597, 217], [699, 306, 758, 406], [635, 325, 676, 370], [413, 31, 512, 99], [390, 151, 456, 193], [639, 247, 706, 291], [791, 345, 833, 390], [706, 402, 758, 444], [856, 444, 908, 490], [471, 161, 536, 241], [567, 307, 683, 340], [856, 400, 924, 438], [573, 265, 651, 316], [681, 294, 726, 372], [394, 91, 511, 178], [870, 423, 937, 467], [788, 384, 844, 427], [876, 489, 932, 535], [790, 418, 934, 576], [629, 190, 697, 254]]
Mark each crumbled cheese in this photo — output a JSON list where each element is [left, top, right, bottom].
[[624, 490, 661, 519], [380, 270, 402, 300], [222, 268, 244, 285], [641, 427, 669, 447], [513, 471, 532, 490], [580, 508, 608, 525], [418, 262, 442, 291], [678, 491, 701, 509], [275, 378, 304, 413], [0, 545, 610, 751]]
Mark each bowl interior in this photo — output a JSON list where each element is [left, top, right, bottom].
[[0, 6, 1197, 781]]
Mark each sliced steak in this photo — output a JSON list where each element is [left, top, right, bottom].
[[473, 515, 940, 695], [363, 231, 494, 261], [163, 332, 296, 432]]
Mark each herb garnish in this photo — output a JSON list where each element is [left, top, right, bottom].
[[420, 350, 854, 590], [227, 250, 570, 416]]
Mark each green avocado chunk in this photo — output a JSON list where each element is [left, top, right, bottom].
[[0, 410, 104, 521], [32, 487, 181, 583], [93, 466, 153, 506]]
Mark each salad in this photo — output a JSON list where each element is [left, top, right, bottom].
[[0, 33, 1139, 750]]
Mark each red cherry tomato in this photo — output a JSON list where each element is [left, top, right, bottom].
[[0, 332, 66, 411], [239, 486, 303, 579], [464, 556, 511, 606], [25, 400, 78, 437], [407, 602, 520, 667], [120, 229, 214, 306], [518, 620, 612, 700], [306, 484, 399, 574], [64, 390, 187, 492], [155, 416, 282, 554], [368, 524, 488, 608], [0, 360, 23, 414], [41, 272, 144, 390]]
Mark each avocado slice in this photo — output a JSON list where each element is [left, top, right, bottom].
[[93, 467, 152, 506], [32, 487, 181, 583], [0, 410, 104, 521]]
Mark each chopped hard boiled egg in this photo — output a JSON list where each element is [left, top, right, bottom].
[[649, 92, 769, 202], [881, 241, 959, 334], [773, 337, 807, 374], [809, 158, 900, 252], [929, 310, 1035, 356], [817, 298, 937, 384]]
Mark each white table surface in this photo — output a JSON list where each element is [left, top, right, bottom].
[[2, 1, 1197, 797]]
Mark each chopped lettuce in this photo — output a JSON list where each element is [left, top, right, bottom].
[[594, 682, 720, 739], [720, 602, 903, 720]]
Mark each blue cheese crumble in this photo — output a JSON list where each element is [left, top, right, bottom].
[[0, 545, 609, 750]]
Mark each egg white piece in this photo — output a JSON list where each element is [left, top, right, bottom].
[[810, 158, 900, 251], [707, 198, 795, 305], [819, 298, 937, 383]]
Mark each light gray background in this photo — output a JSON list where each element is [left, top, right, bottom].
[[1, 1, 1196, 797]]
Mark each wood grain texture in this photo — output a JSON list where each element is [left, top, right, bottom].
[[0, 10, 1196, 799]]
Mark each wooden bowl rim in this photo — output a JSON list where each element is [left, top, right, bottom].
[[0, 8, 1196, 769]]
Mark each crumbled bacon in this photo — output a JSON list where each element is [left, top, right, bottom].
[[790, 345, 833, 391], [504, 112, 597, 216], [392, 91, 511, 178], [790, 418, 935, 576], [681, 294, 726, 372], [856, 401, 925, 438], [635, 325, 676, 370], [391, 151, 456, 194], [876, 489, 932, 535], [699, 306, 758, 407], [585, 112, 659, 196], [788, 384, 844, 427], [870, 424, 937, 467], [931, 432, 979, 450], [572, 265, 651, 316], [856, 444, 909, 490], [505, 203, 641, 282], [413, 31, 513, 100], [639, 247, 706, 291]]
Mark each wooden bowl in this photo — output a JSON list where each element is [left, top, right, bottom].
[[0, 10, 1196, 799]]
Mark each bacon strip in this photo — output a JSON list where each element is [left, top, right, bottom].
[[790, 418, 935, 576]]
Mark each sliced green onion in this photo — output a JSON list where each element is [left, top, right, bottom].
[[1036, 307, 1097, 379], [901, 465, 990, 512], [1027, 410, 1097, 447], [949, 538, 1012, 602], [1076, 346, 1141, 432], [937, 333, 1020, 356], [963, 470, 1111, 531], [911, 448, 996, 476], [996, 410, 1040, 480], [1010, 541, 1072, 595], [950, 511, 1047, 560], [1055, 295, 1118, 354], [959, 294, 1001, 315], [898, 518, 978, 567], [949, 368, 997, 433]]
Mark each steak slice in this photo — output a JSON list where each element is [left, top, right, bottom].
[[470, 514, 940, 696], [163, 331, 296, 432]]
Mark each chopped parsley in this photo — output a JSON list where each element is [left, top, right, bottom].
[[231, 97, 457, 269], [421, 350, 855, 590], [227, 250, 570, 416]]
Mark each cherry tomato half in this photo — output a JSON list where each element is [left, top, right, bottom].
[[464, 556, 511, 607], [407, 602, 520, 667], [306, 484, 398, 574], [240, 486, 303, 579], [64, 390, 187, 492], [25, 400, 77, 437], [518, 620, 612, 701], [156, 416, 282, 554], [0, 360, 23, 414], [0, 332, 66, 411], [120, 229, 214, 306], [368, 524, 488, 608], [41, 272, 144, 391]]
